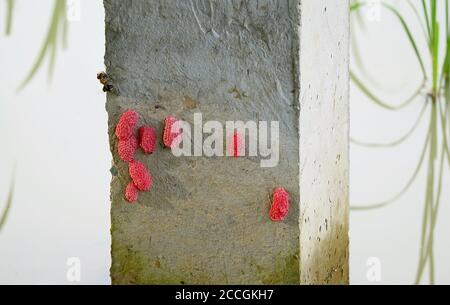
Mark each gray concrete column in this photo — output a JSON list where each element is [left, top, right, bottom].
[[104, 0, 349, 285]]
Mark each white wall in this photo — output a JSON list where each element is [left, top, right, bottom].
[[0, 0, 109, 284]]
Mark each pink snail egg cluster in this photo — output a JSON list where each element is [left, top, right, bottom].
[[115, 110, 156, 203], [117, 110, 290, 223], [129, 160, 153, 192], [269, 187, 290, 222], [115, 109, 139, 141], [163, 116, 181, 148], [139, 126, 157, 154], [118, 136, 138, 162], [125, 182, 139, 203]]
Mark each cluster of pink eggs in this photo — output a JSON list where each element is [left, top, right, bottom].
[[115, 110, 289, 221]]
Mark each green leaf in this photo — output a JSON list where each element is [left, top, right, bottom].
[[432, 23, 440, 91], [5, 0, 14, 36], [0, 174, 15, 233], [351, 123, 431, 211], [382, 2, 428, 79], [421, 0, 432, 45], [446, 0, 449, 38], [438, 96, 450, 167], [352, 2, 428, 79], [415, 101, 438, 284], [351, 71, 423, 110], [407, 0, 429, 42], [18, 0, 67, 90]]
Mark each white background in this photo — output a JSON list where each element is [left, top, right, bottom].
[[0, 0, 448, 284]]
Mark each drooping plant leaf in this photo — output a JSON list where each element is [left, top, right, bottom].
[[18, 0, 67, 90], [5, 0, 14, 35], [0, 175, 15, 233], [407, 0, 429, 42], [351, 123, 430, 211], [350, 1, 450, 284], [350, 71, 424, 110]]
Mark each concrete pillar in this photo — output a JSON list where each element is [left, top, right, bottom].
[[104, 0, 349, 285]]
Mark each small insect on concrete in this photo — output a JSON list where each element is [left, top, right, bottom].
[[97, 71, 114, 92]]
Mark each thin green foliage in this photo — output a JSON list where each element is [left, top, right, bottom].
[[351, 71, 425, 110], [1, 0, 68, 231], [351, 125, 430, 211], [18, 0, 67, 90], [351, 6, 381, 85], [383, 2, 428, 79], [351, 0, 450, 284], [5, 0, 14, 35], [407, 0, 428, 41], [3, 0, 68, 88], [0, 173, 15, 233]]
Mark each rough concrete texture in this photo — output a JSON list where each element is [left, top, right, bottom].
[[104, 0, 348, 284], [299, 1, 349, 284]]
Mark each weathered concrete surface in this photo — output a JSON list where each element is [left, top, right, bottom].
[[299, 1, 350, 284], [104, 0, 348, 284]]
